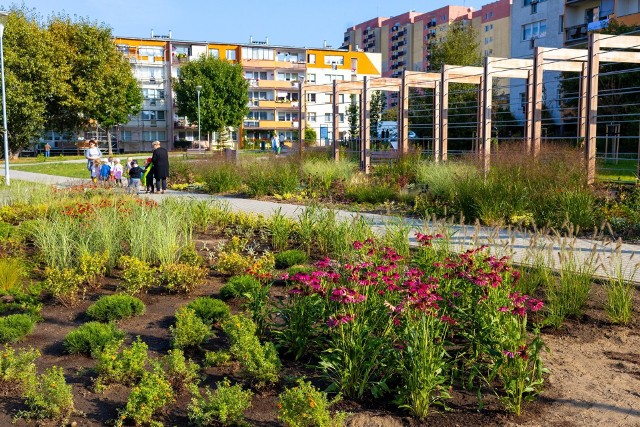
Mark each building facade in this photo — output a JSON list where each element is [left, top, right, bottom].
[[110, 35, 381, 152]]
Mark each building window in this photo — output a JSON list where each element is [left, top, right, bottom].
[[307, 112, 316, 122], [524, 0, 546, 5], [307, 93, 316, 103], [324, 113, 332, 122], [339, 113, 345, 123], [120, 130, 132, 142], [225, 49, 237, 60], [559, 15, 564, 33], [307, 73, 316, 83], [277, 72, 301, 81], [485, 25, 490, 32], [242, 47, 274, 60], [520, 92, 526, 114], [308, 53, 316, 64], [142, 131, 166, 141], [209, 48, 219, 58], [141, 111, 165, 121], [324, 55, 345, 65], [522, 20, 547, 41]]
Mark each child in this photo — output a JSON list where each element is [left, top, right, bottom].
[[141, 157, 154, 194], [91, 159, 100, 183], [112, 158, 124, 187], [127, 159, 143, 194], [125, 157, 133, 177], [99, 159, 111, 184]]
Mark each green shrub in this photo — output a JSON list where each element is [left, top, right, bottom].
[[116, 366, 173, 427], [43, 267, 86, 306], [278, 379, 347, 427], [275, 250, 309, 269], [222, 314, 280, 387], [203, 351, 232, 367], [201, 162, 243, 194], [0, 346, 39, 387], [187, 297, 230, 325], [345, 181, 397, 204], [178, 244, 205, 266], [0, 313, 37, 343], [170, 307, 213, 349], [188, 378, 253, 427], [243, 160, 300, 197], [0, 257, 25, 293], [0, 220, 11, 239], [605, 279, 634, 325], [216, 251, 253, 276], [158, 262, 208, 293], [159, 349, 200, 392], [76, 251, 109, 288], [63, 321, 126, 355], [86, 294, 146, 322], [94, 338, 148, 391], [19, 366, 74, 423], [220, 275, 260, 300], [287, 265, 313, 276], [118, 255, 156, 295]]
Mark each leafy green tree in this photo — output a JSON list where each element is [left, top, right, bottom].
[[304, 126, 317, 145], [347, 94, 359, 140], [381, 107, 398, 122], [1, 8, 56, 156], [369, 91, 386, 138], [174, 56, 249, 141], [46, 16, 142, 154]]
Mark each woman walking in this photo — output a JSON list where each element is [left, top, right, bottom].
[[84, 140, 101, 178], [151, 140, 169, 194]]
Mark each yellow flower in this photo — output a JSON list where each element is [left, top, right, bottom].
[[111, 355, 116, 360], [51, 383, 56, 388], [309, 399, 316, 408]]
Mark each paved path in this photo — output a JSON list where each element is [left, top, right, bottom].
[[3, 168, 640, 283]]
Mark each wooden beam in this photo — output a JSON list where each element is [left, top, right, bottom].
[[598, 33, 640, 49], [448, 66, 483, 77], [401, 70, 409, 156], [482, 56, 493, 178], [440, 65, 449, 162], [306, 84, 333, 93], [491, 69, 530, 79], [532, 47, 544, 159], [490, 57, 534, 69], [332, 79, 339, 162], [369, 78, 401, 90], [447, 75, 482, 84], [542, 47, 640, 64], [398, 72, 404, 154], [543, 61, 584, 72], [586, 33, 600, 184], [433, 85, 440, 162], [578, 62, 587, 146]]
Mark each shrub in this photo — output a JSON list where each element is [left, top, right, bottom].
[[158, 263, 208, 293], [116, 367, 173, 427], [187, 297, 230, 325], [203, 351, 232, 367], [159, 349, 200, 392], [278, 379, 347, 427], [216, 251, 253, 276], [63, 321, 126, 356], [275, 250, 309, 269], [43, 267, 86, 306], [94, 338, 148, 391], [86, 294, 146, 322], [220, 275, 260, 300], [0, 346, 39, 387], [222, 314, 280, 387], [19, 366, 74, 423], [188, 378, 253, 427], [201, 162, 243, 194], [118, 255, 156, 295], [170, 307, 213, 349], [345, 181, 397, 204], [287, 265, 313, 276], [0, 313, 37, 344], [178, 244, 205, 266], [0, 257, 25, 293], [605, 279, 634, 325], [242, 160, 300, 197], [76, 251, 109, 288]]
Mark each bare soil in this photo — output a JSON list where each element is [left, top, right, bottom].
[[1, 253, 639, 426]]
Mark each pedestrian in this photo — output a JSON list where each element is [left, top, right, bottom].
[[127, 159, 143, 194], [91, 159, 100, 183], [99, 159, 111, 184], [44, 142, 51, 158], [142, 157, 154, 193], [271, 132, 279, 156], [278, 133, 285, 154], [84, 140, 102, 178], [113, 158, 124, 187], [151, 140, 169, 194]]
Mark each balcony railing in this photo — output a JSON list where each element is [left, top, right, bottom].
[[565, 24, 588, 45]]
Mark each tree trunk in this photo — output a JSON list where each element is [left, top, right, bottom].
[[107, 126, 113, 156]]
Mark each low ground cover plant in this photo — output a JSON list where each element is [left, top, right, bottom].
[[188, 378, 253, 426], [275, 250, 309, 269], [171, 307, 213, 349], [116, 366, 174, 427], [0, 346, 39, 388], [86, 294, 146, 322], [159, 349, 200, 392], [63, 321, 126, 356], [220, 275, 260, 300], [158, 262, 208, 293], [278, 379, 347, 427], [118, 255, 156, 295], [17, 366, 75, 423], [0, 313, 38, 343], [94, 338, 148, 391], [187, 297, 230, 325]]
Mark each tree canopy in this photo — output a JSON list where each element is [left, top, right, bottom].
[[173, 56, 249, 134]]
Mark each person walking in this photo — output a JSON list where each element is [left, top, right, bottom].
[[271, 132, 279, 156], [44, 142, 51, 158], [84, 140, 102, 178], [127, 159, 143, 194], [278, 133, 285, 154], [151, 140, 169, 194]]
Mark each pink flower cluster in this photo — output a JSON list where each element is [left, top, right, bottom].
[[415, 233, 444, 247], [330, 287, 367, 304], [327, 313, 356, 328]]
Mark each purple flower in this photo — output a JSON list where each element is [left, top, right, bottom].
[[503, 350, 515, 359]]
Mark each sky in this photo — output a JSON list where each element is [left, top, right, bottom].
[[18, 0, 486, 48]]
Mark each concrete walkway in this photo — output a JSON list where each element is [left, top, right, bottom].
[[3, 168, 640, 284]]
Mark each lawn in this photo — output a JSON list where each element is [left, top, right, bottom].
[[12, 162, 89, 178]]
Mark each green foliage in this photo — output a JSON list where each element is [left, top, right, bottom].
[[0, 257, 25, 292], [116, 366, 174, 427], [187, 297, 230, 325], [345, 180, 397, 204], [159, 348, 200, 392], [170, 307, 213, 349], [43, 266, 87, 307], [278, 379, 347, 427], [222, 314, 281, 387], [204, 351, 232, 367], [369, 91, 386, 139], [63, 321, 126, 355], [174, 56, 249, 133], [605, 278, 634, 325], [0, 313, 37, 343], [94, 338, 148, 391], [76, 251, 109, 288], [86, 294, 146, 322], [347, 95, 359, 140], [118, 255, 156, 295], [304, 126, 317, 145], [275, 250, 309, 269], [242, 159, 300, 197], [544, 253, 594, 328], [220, 275, 260, 300], [201, 161, 243, 194], [19, 366, 74, 423], [158, 262, 208, 294], [217, 252, 253, 276], [302, 159, 356, 197], [0, 346, 39, 387], [188, 378, 253, 427], [268, 208, 294, 252]]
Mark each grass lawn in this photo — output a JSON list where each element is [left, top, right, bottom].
[[596, 158, 639, 183], [12, 162, 89, 178]]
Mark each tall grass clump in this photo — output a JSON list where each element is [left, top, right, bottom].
[[30, 214, 78, 270], [242, 159, 300, 197], [268, 208, 295, 251], [200, 161, 243, 194], [0, 257, 25, 292], [604, 258, 635, 325], [302, 158, 356, 196]]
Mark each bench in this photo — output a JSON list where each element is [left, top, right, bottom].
[[183, 149, 222, 160], [371, 150, 399, 164]]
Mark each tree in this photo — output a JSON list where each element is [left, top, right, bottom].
[[1, 8, 56, 156], [304, 126, 317, 146], [347, 94, 359, 140], [46, 16, 142, 154], [381, 106, 398, 122], [174, 56, 249, 142], [369, 91, 386, 138]]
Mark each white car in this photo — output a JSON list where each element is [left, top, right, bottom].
[[388, 131, 417, 149]]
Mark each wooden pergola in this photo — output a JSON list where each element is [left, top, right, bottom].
[[304, 33, 640, 183]]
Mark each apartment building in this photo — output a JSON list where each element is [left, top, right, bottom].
[[111, 35, 381, 151], [565, 0, 640, 46]]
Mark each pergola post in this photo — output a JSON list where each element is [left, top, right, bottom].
[[362, 76, 371, 173], [440, 65, 449, 162], [525, 70, 533, 154], [578, 62, 588, 146], [532, 47, 544, 159], [433, 84, 440, 162], [400, 70, 409, 156], [482, 56, 493, 178], [586, 33, 601, 184], [332, 79, 339, 162], [475, 84, 483, 156]]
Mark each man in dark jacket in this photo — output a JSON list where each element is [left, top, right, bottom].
[[151, 140, 170, 194]]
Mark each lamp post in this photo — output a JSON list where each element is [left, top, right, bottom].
[[0, 11, 9, 186], [297, 75, 304, 161], [196, 85, 202, 154]]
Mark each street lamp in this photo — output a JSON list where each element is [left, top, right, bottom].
[[0, 11, 9, 186], [196, 85, 202, 154], [297, 75, 304, 161]]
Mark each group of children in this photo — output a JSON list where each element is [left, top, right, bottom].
[[90, 156, 154, 194]]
